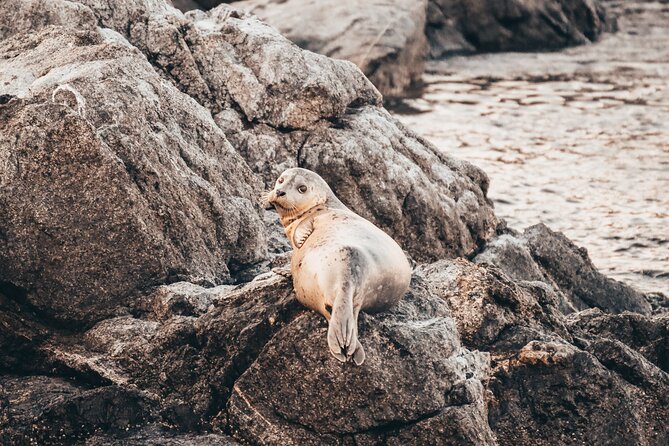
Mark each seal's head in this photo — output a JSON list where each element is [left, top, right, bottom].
[[264, 168, 346, 226]]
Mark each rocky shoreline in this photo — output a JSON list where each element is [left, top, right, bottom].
[[171, 0, 615, 97], [0, 1, 667, 445]]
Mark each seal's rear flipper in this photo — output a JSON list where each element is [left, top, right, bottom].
[[352, 340, 365, 365]]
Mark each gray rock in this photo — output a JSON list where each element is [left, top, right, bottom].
[[487, 340, 668, 446], [0, 25, 266, 324], [226, 275, 496, 445], [427, 0, 613, 58], [523, 223, 651, 314], [145, 282, 235, 321], [84, 424, 241, 445], [419, 259, 571, 351], [0, 0, 497, 272], [228, 0, 428, 97], [0, 375, 158, 445], [474, 224, 652, 315], [566, 308, 669, 373], [225, 105, 498, 261]]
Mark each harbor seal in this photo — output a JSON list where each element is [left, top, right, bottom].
[[265, 167, 412, 365]]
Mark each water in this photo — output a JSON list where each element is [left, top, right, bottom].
[[392, 1, 669, 295]]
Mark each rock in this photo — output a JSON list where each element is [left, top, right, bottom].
[[227, 0, 428, 97], [0, 25, 266, 324], [420, 259, 669, 446], [84, 424, 241, 445], [145, 282, 235, 321], [419, 259, 571, 351], [475, 224, 652, 315], [566, 308, 669, 373], [177, 0, 614, 93], [1, 0, 497, 274], [487, 340, 668, 446], [426, 0, 613, 58], [0, 376, 158, 445], [226, 275, 496, 445], [523, 224, 651, 314]]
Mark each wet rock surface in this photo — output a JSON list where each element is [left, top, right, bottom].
[[0, 0, 667, 445]]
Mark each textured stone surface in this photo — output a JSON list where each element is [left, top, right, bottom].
[[226, 276, 495, 445], [225, 105, 497, 261], [228, 0, 428, 97], [0, 0, 497, 267], [0, 1, 665, 445], [420, 259, 669, 446], [474, 224, 652, 315], [0, 376, 158, 445], [0, 25, 266, 324], [426, 0, 612, 58]]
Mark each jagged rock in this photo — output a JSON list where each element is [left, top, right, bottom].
[[487, 340, 669, 446], [0, 25, 266, 324], [226, 276, 495, 445], [0, 376, 158, 446], [426, 0, 613, 58], [145, 282, 234, 321], [419, 259, 570, 351], [420, 259, 669, 446], [566, 308, 669, 373], [227, 0, 428, 97], [475, 224, 652, 315], [84, 424, 240, 445]]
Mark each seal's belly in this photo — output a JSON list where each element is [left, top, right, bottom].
[[290, 212, 411, 316]]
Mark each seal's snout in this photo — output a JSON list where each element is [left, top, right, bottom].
[[276, 190, 286, 197]]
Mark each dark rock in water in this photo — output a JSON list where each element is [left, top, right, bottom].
[[475, 223, 652, 315], [426, 0, 613, 58], [226, 0, 429, 98]]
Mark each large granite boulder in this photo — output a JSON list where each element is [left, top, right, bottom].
[[0, 25, 266, 325], [227, 0, 428, 98]]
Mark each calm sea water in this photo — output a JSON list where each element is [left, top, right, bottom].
[[393, 1, 669, 296]]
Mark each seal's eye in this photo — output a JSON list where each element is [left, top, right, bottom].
[[297, 185, 307, 194], [277, 177, 284, 184]]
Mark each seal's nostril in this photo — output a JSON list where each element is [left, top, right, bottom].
[[276, 190, 286, 197]]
